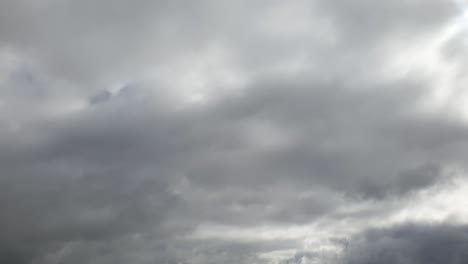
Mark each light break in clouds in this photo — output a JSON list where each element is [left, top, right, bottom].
[[1, 0, 468, 263]]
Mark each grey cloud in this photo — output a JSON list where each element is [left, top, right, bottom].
[[0, 0, 467, 263], [317, 0, 456, 41], [182, 78, 467, 199], [89, 90, 112, 105], [0, 0, 208, 85], [2, 71, 467, 262], [336, 223, 468, 264], [0, 164, 182, 263], [173, 238, 300, 264], [0, 0, 456, 87]]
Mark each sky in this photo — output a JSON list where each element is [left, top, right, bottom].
[[1, 0, 468, 263]]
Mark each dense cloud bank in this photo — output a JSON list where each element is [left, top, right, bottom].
[[1, 0, 468, 263], [337, 223, 468, 264]]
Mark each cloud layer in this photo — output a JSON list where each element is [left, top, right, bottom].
[[1, 0, 468, 263]]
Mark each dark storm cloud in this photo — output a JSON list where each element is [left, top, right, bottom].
[[0, 156, 182, 263], [0, 0, 467, 263], [0, 93, 188, 262], [336, 223, 468, 264], [2, 73, 468, 262]]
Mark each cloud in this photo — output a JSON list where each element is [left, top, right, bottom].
[[336, 223, 468, 264], [0, 0, 468, 263]]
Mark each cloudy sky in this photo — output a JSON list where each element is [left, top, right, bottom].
[[2, 0, 468, 263]]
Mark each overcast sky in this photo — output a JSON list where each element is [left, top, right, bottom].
[[2, 0, 468, 263]]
